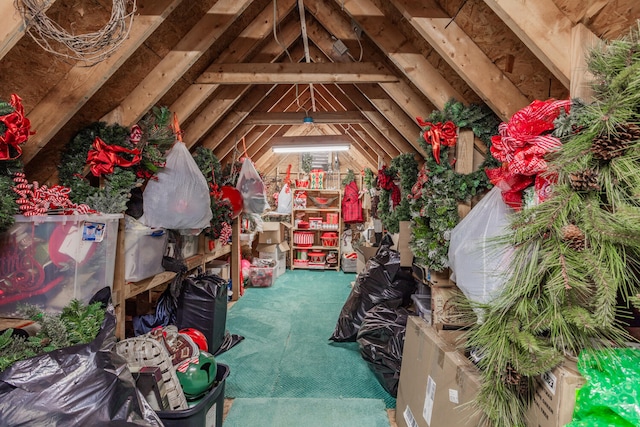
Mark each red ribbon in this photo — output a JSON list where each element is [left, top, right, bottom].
[[377, 166, 401, 207], [87, 137, 142, 176], [410, 166, 429, 200], [0, 94, 34, 160], [417, 118, 457, 164]]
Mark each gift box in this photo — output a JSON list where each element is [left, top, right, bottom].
[[309, 169, 326, 189]]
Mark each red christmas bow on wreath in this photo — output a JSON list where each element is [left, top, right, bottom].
[[416, 118, 458, 164], [87, 136, 142, 176], [0, 94, 34, 160]]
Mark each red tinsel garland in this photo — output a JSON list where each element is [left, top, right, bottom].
[[12, 172, 96, 216]]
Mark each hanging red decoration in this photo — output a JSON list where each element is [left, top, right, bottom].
[[86, 137, 142, 176], [220, 185, 243, 219], [416, 119, 457, 164], [0, 94, 34, 160]]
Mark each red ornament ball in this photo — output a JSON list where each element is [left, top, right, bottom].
[[220, 185, 243, 219]]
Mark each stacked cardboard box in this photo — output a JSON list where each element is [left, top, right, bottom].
[[256, 221, 291, 278], [396, 316, 481, 427]]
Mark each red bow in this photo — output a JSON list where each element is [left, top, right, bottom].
[[417, 118, 457, 164], [87, 137, 142, 176], [0, 94, 34, 160]]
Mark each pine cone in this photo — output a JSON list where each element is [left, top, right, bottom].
[[561, 224, 586, 251], [591, 124, 640, 160], [502, 364, 529, 395], [569, 169, 600, 192]]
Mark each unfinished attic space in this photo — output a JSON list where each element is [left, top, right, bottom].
[[3, 0, 640, 426]]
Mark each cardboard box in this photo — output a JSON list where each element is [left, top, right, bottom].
[[258, 222, 292, 245], [431, 285, 472, 329], [392, 220, 413, 267], [356, 245, 379, 274], [205, 259, 230, 280], [525, 359, 585, 427], [397, 316, 481, 427], [429, 268, 454, 287], [257, 241, 290, 278]]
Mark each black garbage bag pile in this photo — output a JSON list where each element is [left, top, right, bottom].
[[0, 310, 162, 426], [357, 305, 410, 397], [330, 245, 415, 342]]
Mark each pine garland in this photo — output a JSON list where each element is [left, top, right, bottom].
[[410, 100, 500, 271], [341, 168, 356, 186], [466, 24, 640, 427], [193, 147, 233, 241], [0, 300, 105, 372], [363, 167, 376, 190], [301, 153, 313, 175]]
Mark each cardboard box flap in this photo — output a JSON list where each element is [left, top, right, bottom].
[[257, 241, 290, 253], [278, 241, 290, 251]]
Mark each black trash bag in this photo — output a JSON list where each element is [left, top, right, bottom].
[[177, 274, 229, 354], [133, 278, 180, 336], [357, 305, 410, 397], [0, 310, 162, 426], [330, 246, 415, 342], [213, 331, 245, 357]]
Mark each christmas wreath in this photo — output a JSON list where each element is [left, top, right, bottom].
[[57, 107, 174, 214], [410, 100, 500, 271], [0, 95, 34, 232], [377, 154, 418, 234], [193, 147, 233, 244]]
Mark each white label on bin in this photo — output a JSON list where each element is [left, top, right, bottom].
[[449, 388, 459, 404], [403, 405, 419, 427], [423, 375, 436, 425], [206, 402, 217, 427]]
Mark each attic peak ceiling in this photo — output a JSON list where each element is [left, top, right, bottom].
[[1, 0, 639, 181]]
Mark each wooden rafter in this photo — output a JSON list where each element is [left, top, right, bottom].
[[0, 0, 56, 60], [19, 0, 183, 165], [245, 111, 366, 124], [390, 0, 530, 119]]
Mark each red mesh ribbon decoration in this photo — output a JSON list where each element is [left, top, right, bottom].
[[487, 99, 571, 210], [12, 172, 96, 216], [87, 136, 142, 177], [416, 118, 458, 164], [0, 94, 34, 160]]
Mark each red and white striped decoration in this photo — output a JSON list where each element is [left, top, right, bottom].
[[294, 231, 314, 247], [12, 172, 96, 216]]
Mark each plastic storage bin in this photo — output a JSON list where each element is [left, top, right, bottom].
[[248, 266, 274, 287], [157, 363, 230, 427], [411, 293, 432, 325], [124, 224, 166, 282], [0, 214, 121, 316], [341, 254, 357, 273]]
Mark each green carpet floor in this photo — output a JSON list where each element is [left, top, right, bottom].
[[216, 269, 396, 411], [223, 398, 390, 427]]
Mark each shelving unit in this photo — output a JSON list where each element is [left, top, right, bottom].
[[290, 188, 342, 271], [112, 218, 238, 340]]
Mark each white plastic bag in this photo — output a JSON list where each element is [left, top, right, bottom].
[[276, 183, 292, 214], [236, 158, 269, 214], [139, 141, 212, 232], [448, 187, 513, 319]]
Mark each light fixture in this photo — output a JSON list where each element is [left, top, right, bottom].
[[272, 144, 349, 153], [302, 115, 314, 124], [271, 135, 351, 153]]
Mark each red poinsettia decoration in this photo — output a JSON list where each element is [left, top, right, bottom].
[[416, 118, 457, 164], [0, 94, 35, 160]]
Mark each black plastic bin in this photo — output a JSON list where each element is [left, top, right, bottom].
[[157, 363, 230, 427], [177, 275, 228, 354]]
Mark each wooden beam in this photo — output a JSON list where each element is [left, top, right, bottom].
[[195, 62, 399, 84], [170, 0, 298, 123], [19, 0, 183, 165], [482, 0, 574, 89], [245, 111, 366, 125], [570, 23, 599, 102], [104, 0, 254, 127], [331, 0, 465, 111], [390, 0, 530, 119], [0, 0, 56, 60]]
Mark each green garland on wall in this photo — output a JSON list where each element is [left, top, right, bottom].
[[378, 153, 418, 234], [410, 100, 500, 271], [466, 26, 640, 427], [192, 147, 232, 240]]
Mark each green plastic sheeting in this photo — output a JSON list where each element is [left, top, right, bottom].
[[567, 347, 640, 427]]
